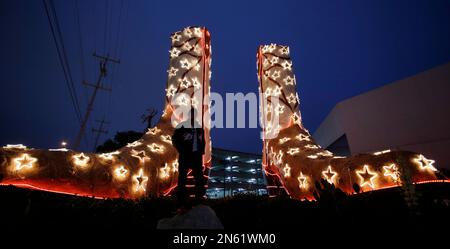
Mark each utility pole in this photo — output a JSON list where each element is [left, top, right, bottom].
[[74, 52, 120, 150], [92, 118, 110, 151]]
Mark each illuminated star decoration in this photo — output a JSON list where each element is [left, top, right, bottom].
[[322, 166, 338, 184], [279, 137, 291, 144], [296, 134, 310, 142], [298, 172, 307, 189], [287, 147, 300, 156], [356, 165, 378, 188], [160, 163, 171, 179], [131, 150, 150, 163], [133, 168, 149, 192], [180, 59, 191, 69], [383, 163, 399, 181], [283, 75, 295, 86], [166, 85, 177, 97], [413, 154, 437, 172], [287, 93, 297, 104], [281, 60, 292, 70], [72, 153, 90, 168], [98, 151, 119, 161], [148, 143, 164, 153], [167, 67, 178, 78], [283, 164, 291, 177], [169, 47, 181, 58], [14, 153, 37, 171], [126, 141, 142, 148], [291, 113, 302, 126], [172, 160, 179, 172], [114, 165, 129, 180], [160, 135, 172, 144], [147, 127, 161, 135]]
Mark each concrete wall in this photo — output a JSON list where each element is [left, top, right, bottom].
[[314, 63, 450, 169]]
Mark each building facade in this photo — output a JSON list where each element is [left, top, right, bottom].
[[313, 63, 450, 170], [207, 148, 267, 199]]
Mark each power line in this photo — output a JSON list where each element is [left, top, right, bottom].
[[42, 0, 83, 124], [74, 52, 120, 149], [92, 118, 110, 151]]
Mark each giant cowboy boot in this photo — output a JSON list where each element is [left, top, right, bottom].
[[257, 44, 441, 200], [0, 26, 212, 199]]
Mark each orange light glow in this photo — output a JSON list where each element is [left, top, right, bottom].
[[383, 163, 399, 181], [356, 165, 378, 188], [132, 168, 148, 192], [72, 153, 90, 168], [322, 166, 338, 184], [13, 153, 37, 171], [413, 154, 437, 172], [114, 165, 129, 180]]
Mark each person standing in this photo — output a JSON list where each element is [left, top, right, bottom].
[[172, 108, 206, 211]]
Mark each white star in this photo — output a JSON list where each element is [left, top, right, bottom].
[[182, 42, 192, 51], [287, 93, 297, 104], [281, 60, 292, 70], [171, 33, 181, 44], [283, 75, 295, 85], [279, 46, 290, 55], [166, 85, 177, 97], [183, 28, 193, 38], [179, 77, 191, 88], [272, 70, 281, 80], [180, 59, 191, 69], [167, 67, 178, 78], [169, 47, 181, 58]]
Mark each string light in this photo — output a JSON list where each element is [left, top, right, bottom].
[[167, 67, 178, 78], [147, 127, 161, 135], [281, 60, 292, 70], [322, 166, 338, 184], [166, 85, 177, 97], [180, 59, 192, 69], [4, 144, 27, 150], [296, 134, 310, 142], [356, 165, 378, 188], [72, 153, 90, 168], [131, 150, 150, 163], [279, 46, 289, 55], [373, 149, 391, 156], [114, 165, 129, 180], [413, 154, 437, 172], [383, 163, 399, 181], [283, 164, 291, 177], [279, 137, 291, 144], [287, 93, 297, 104], [171, 33, 181, 44], [160, 163, 171, 179], [126, 141, 142, 148], [169, 47, 181, 58], [99, 151, 120, 161], [271, 70, 281, 80], [287, 147, 300, 156], [304, 144, 320, 149], [13, 153, 37, 171], [283, 75, 295, 85], [132, 168, 148, 192], [298, 172, 307, 189], [148, 143, 165, 153], [160, 135, 172, 144], [172, 160, 179, 172]]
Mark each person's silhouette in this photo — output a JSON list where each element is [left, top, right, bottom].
[[172, 107, 206, 210]]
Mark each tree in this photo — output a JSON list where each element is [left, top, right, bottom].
[[141, 108, 158, 130]]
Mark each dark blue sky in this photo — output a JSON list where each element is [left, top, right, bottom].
[[1, 0, 449, 154]]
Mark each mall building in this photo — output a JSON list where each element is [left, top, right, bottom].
[[313, 63, 450, 170], [206, 148, 267, 198]]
